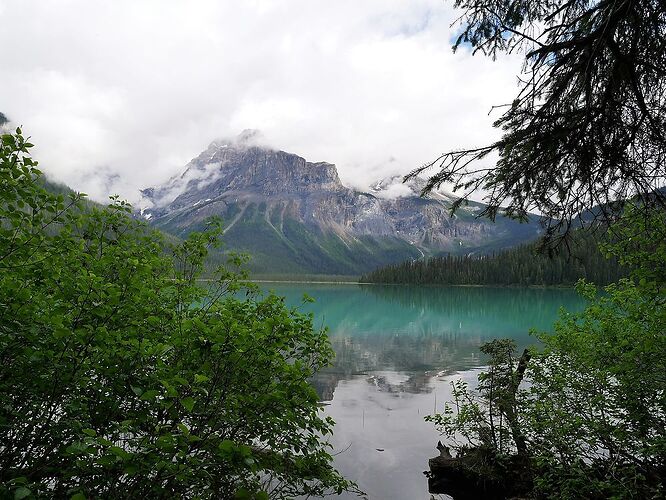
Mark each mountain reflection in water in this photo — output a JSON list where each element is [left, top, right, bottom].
[[258, 283, 584, 499], [261, 284, 583, 400]]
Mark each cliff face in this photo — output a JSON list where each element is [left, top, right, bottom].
[[142, 133, 541, 274]]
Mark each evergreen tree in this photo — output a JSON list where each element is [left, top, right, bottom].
[[361, 230, 626, 286], [408, 0, 666, 243]]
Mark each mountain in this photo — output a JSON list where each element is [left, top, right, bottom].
[[141, 131, 543, 275]]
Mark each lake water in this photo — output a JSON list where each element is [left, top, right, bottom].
[[257, 283, 584, 500]]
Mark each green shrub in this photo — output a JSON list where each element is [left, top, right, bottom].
[[428, 207, 666, 498], [0, 129, 355, 499]]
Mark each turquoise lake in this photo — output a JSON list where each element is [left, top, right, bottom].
[[256, 283, 585, 500]]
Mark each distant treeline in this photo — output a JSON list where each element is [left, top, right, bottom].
[[361, 231, 627, 286]]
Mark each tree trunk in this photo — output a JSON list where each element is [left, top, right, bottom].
[[502, 348, 531, 457]]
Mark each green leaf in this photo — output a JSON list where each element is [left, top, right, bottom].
[[155, 434, 174, 449], [181, 397, 195, 412], [14, 487, 31, 500], [160, 380, 178, 397], [140, 390, 160, 401], [123, 464, 139, 475], [109, 446, 130, 460], [219, 440, 235, 454], [233, 488, 251, 500]]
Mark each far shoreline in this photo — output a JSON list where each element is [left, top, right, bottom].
[[196, 277, 580, 289]]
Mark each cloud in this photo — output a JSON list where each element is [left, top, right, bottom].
[[0, 0, 522, 203], [373, 183, 414, 200]]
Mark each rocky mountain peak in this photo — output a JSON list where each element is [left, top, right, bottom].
[[236, 128, 265, 146], [208, 129, 268, 151], [141, 136, 542, 275], [142, 133, 344, 211]]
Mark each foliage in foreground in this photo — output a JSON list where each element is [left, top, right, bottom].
[[0, 130, 356, 499], [428, 208, 666, 498]]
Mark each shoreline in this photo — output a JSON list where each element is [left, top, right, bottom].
[[196, 277, 580, 289], [210, 279, 579, 289]]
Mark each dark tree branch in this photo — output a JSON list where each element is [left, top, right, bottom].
[[416, 0, 666, 247]]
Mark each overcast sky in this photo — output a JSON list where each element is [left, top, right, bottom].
[[0, 0, 523, 203]]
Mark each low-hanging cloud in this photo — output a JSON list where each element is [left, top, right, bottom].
[[0, 0, 523, 204]]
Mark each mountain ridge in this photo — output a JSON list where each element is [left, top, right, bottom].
[[141, 133, 543, 275]]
